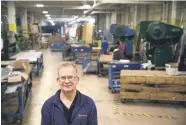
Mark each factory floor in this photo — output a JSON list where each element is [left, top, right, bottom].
[[21, 49, 186, 125]]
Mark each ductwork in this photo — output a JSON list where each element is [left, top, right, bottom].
[[84, 2, 103, 15], [84, 0, 164, 15], [91, 11, 126, 14]]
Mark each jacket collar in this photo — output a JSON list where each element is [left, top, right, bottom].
[[52, 89, 86, 107]]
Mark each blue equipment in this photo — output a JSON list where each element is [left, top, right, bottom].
[[110, 24, 136, 57], [108, 61, 142, 93], [50, 43, 66, 51], [71, 45, 92, 64]]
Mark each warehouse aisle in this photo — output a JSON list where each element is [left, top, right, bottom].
[[22, 50, 186, 125]]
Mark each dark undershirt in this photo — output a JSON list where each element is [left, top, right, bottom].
[[60, 92, 78, 124]]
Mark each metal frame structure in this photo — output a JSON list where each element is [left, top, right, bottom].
[[10, 52, 44, 76], [1, 77, 32, 124], [108, 61, 142, 93], [97, 60, 110, 77], [82, 53, 99, 73], [71, 46, 92, 64]]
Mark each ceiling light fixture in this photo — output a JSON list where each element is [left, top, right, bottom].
[[36, 4, 44, 7], [42, 11, 48, 14], [82, 4, 91, 9]]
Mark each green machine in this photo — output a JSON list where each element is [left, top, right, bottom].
[[137, 21, 183, 67]]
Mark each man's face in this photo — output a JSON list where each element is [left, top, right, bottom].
[[57, 66, 79, 92]]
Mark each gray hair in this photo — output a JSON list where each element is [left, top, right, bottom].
[[57, 62, 78, 75]]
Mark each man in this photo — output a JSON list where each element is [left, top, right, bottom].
[[41, 63, 98, 125], [101, 37, 109, 54], [119, 42, 126, 58], [113, 44, 124, 60]]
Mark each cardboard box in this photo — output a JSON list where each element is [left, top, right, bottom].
[[8, 72, 29, 83], [48, 35, 63, 45], [41, 42, 48, 49], [99, 55, 113, 62], [13, 59, 31, 75]]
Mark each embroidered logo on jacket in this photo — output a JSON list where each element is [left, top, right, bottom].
[[76, 114, 87, 119]]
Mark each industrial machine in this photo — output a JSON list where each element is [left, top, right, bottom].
[[110, 24, 136, 57], [137, 21, 183, 68]]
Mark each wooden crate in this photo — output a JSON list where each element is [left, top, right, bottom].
[[120, 70, 186, 102]]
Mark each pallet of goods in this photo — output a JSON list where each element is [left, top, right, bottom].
[[120, 70, 186, 103]]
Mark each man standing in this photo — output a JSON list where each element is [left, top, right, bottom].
[[101, 37, 109, 54], [41, 63, 98, 125]]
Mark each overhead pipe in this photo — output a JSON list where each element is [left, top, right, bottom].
[[83, 2, 103, 15], [91, 11, 126, 14], [84, 0, 164, 16]]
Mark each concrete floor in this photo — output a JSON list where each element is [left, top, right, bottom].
[[20, 49, 186, 125]]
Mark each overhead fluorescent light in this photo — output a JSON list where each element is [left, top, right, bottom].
[[45, 14, 50, 17], [82, 4, 91, 9], [73, 16, 78, 19], [42, 11, 48, 14], [36, 4, 44, 7]]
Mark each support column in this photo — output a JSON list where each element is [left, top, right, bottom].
[[162, 3, 166, 22], [30, 13, 35, 24], [164, 2, 169, 23], [125, 7, 129, 26], [106, 13, 111, 30], [34, 17, 40, 24], [171, 1, 177, 25], [29, 13, 35, 33], [96, 14, 99, 32], [133, 5, 138, 30], [7, 1, 17, 33], [111, 12, 117, 24], [21, 9, 28, 38]]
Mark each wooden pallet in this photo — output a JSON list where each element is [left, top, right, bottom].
[[120, 70, 186, 102], [76, 53, 98, 60]]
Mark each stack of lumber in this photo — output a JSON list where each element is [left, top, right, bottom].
[[120, 70, 186, 102]]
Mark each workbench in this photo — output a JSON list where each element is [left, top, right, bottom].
[[10, 51, 44, 76], [1, 68, 32, 124], [97, 55, 112, 76], [108, 61, 142, 93], [120, 70, 186, 103]]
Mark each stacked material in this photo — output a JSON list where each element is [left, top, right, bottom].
[[48, 35, 63, 46], [120, 70, 186, 102]]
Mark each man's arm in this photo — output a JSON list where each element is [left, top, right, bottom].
[[87, 103, 98, 125], [41, 102, 51, 125]]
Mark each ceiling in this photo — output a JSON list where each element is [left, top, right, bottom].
[[1, 0, 164, 24]]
